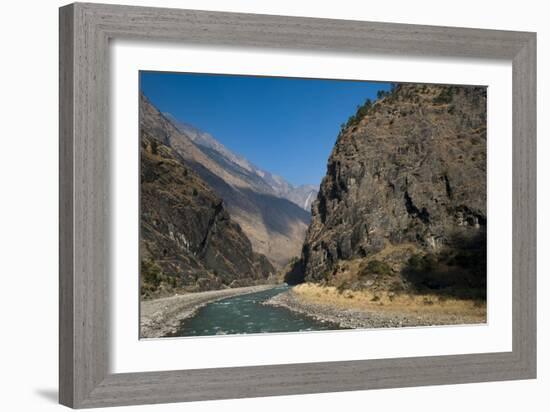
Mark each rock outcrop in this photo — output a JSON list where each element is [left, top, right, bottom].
[[140, 108, 274, 297], [289, 84, 487, 298]]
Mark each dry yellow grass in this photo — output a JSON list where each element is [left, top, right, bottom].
[[292, 283, 486, 320]]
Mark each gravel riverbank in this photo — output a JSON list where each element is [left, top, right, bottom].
[[265, 289, 486, 329], [140, 284, 277, 338]]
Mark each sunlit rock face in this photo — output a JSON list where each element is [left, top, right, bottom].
[[298, 84, 487, 287]]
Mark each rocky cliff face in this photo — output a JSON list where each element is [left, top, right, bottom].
[[140, 107, 274, 297], [290, 84, 487, 298]]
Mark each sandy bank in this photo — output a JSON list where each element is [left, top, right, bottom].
[[140, 284, 277, 338], [265, 285, 486, 329]]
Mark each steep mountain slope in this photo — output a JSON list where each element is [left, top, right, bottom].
[[288, 84, 487, 298], [140, 96, 311, 267], [165, 114, 318, 212], [140, 124, 274, 297]]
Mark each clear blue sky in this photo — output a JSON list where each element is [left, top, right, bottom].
[[140, 71, 391, 187]]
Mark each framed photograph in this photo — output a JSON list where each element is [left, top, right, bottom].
[[59, 2, 536, 408]]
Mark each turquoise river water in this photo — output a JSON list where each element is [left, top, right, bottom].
[[169, 285, 343, 337]]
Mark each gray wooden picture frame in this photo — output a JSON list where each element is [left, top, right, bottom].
[[59, 2, 536, 409]]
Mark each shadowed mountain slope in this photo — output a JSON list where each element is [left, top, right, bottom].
[[140, 123, 275, 297], [140, 95, 312, 267]]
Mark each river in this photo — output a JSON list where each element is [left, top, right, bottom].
[[167, 285, 343, 337]]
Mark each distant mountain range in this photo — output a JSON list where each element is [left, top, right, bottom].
[[140, 95, 316, 269], [164, 114, 318, 212]]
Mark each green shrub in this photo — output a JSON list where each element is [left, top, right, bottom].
[[407, 254, 423, 271], [433, 87, 454, 104], [377, 89, 391, 99], [150, 139, 159, 155], [341, 98, 374, 131], [359, 259, 392, 277], [367, 260, 392, 275], [140, 259, 178, 298], [141, 259, 163, 287], [407, 253, 437, 273]]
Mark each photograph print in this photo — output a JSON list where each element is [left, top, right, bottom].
[[139, 72, 487, 339]]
